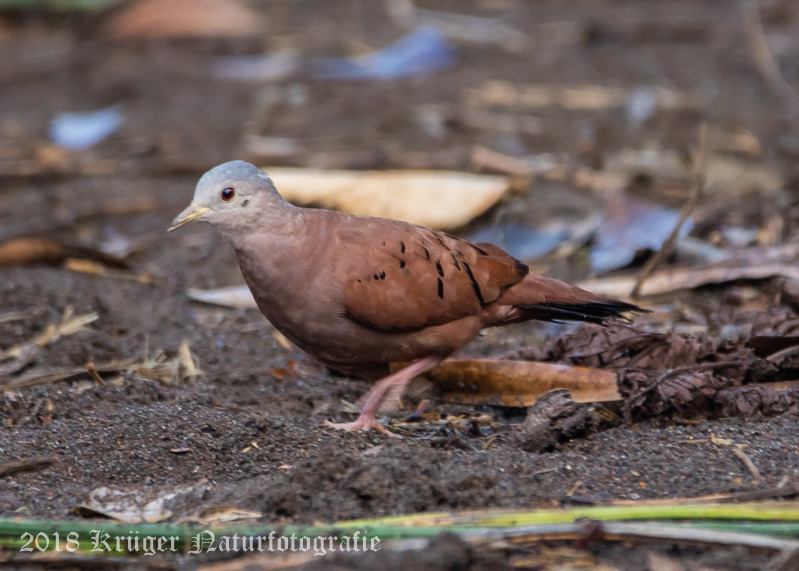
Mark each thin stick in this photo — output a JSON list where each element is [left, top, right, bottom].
[[741, 0, 799, 117], [631, 123, 708, 298], [2, 361, 131, 391], [86, 362, 105, 385], [732, 447, 763, 484], [0, 456, 57, 477]]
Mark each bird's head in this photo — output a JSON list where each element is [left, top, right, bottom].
[[168, 160, 284, 234]]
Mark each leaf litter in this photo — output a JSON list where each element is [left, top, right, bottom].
[[506, 312, 799, 422]]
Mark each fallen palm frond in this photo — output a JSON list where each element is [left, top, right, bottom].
[[3, 501, 799, 557], [339, 501, 799, 529]]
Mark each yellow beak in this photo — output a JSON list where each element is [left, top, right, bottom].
[[168, 203, 211, 232]]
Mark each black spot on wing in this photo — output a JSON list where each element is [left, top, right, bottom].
[[436, 261, 444, 277], [461, 262, 484, 303], [400, 241, 406, 254], [437, 277, 444, 299]]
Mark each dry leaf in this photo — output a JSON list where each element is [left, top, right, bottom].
[[465, 80, 700, 111], [75, 487, 172, 523], [198, 506, 262, 524], [646, 552, 687, 571], [179, 340, 204, 380], [604, 147, 782, 196], [389, 0, 528, 53], [272, 331, 293, 351], [103, 0, 263, 40], [187, 285, 257, 309], [591, 194, 687, 273], [424, 359, 620, 407], [64, 258, 151, 284], [264, 167, 510, 231], [0, 236, 130, 269], [0, 237, 65, 266], [2, 361, 131, 391], [74, 484, 205, 523], [578, 262, 799, 299], [0, 308, 98, 362]]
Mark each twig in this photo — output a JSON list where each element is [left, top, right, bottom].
[[724, 483, 799, 502], [631, 123, 708, 299], [1, 361, 132, 391], [0, 310, 43, 324], [732, 447, 763, 484], [0, 344, 41, 376], [0, 309, 98, 362], [741, 0, 799, 118], [607, 484, 799, 505], [768, 545, 799, 571], [86, 362, 104, 385], [0, 456, 57, 477]]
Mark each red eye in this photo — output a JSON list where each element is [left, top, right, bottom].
[[221, 187, 235, 201]]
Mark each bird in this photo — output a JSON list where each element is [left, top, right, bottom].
[[169, 160, 645, 434]]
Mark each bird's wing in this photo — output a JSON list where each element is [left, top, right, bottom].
[[338, 221, 528, 332]]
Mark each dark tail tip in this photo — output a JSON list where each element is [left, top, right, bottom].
[[518, 300, 649, 325]]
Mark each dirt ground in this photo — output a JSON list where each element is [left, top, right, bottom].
[[2, 1, 799, 569]]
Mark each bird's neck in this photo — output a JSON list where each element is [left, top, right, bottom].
[[230, 208, 331, 318], [228, 206, 327, 280], [222, 198, 299, 248]]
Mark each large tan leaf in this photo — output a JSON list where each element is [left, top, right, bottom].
[[265, 167, 510, 231], [424, 359, 620, 407], [104, 0, 263, 40]]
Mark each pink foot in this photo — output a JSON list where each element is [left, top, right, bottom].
[[324, 416, 398, 437], [323, 355, 443, 438]]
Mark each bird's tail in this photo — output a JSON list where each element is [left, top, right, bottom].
[[488, 274, 646, 326]]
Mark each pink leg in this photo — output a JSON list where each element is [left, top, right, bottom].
[[325, 355, 442, 435]]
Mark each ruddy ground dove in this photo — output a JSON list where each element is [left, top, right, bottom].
[[170, 161, 644, 434]]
